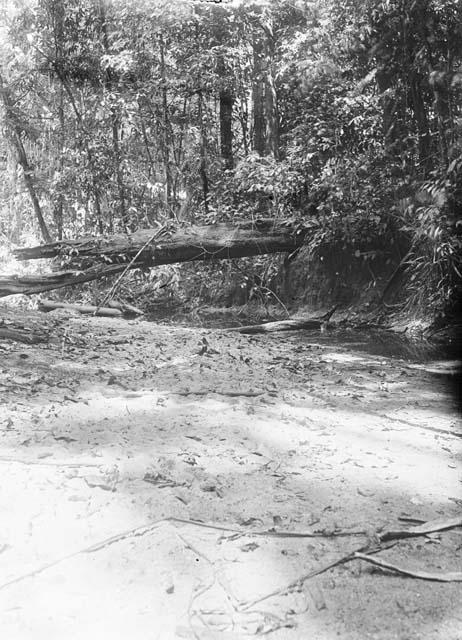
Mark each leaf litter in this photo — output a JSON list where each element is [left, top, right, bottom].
[[0, 311, 461, 639]]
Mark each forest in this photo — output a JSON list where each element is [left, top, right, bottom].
[[0, 0, 461, 320], [0, 2, 461, 639]]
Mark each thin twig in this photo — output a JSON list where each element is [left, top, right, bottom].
[[3, 515, 459, 594], [172, 390, 265, 398], [239, 543, 397, 611], [168, 517, 364, 540], [96, 225, 167, 312], [379, 515, 462, 543], [240, 516, 462, 610], [0, 457, 101, 468], [174, 530, 214, 566], [352, 552, 462, 582], [0, 520, 167, 592]]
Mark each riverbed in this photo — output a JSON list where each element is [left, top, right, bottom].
[[0, 310, 461, 639]]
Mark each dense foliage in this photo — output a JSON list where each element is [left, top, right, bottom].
[[0, 0, 461, 315]]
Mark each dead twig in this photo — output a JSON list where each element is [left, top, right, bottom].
[[382, 414, 462, 439], [0, 457, 101, 468], [172, 390, 265, 398], [239, 544, 392, 611], [168, 517, 363, 540], [174, 530, 214, 566], [96, 225, 168, 312], [239, 515, 462, 610], [0, 520, 167, 592], [379, 515, 462, 543], [2, 515, 460, 594], [351, 552, 462, 582]]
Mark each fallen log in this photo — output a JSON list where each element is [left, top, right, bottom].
[[230, 307, 338, 334], [2, 220, 309, 298], [14, 220, 307, 267], [38, 300, 123, 317], [106, 300, 144, 316], [0, 264, 128, 297]]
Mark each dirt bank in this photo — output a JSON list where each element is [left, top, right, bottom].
[[0, 309, 461, 639]]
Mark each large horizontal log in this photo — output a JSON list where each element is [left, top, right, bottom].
[[14, 220, 307, 267], [2, 220, 309, 297]]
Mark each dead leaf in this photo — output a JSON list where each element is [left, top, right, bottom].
[[53, 433, 77, 443], [143, 472, 182, 488], [240, 542, 259, 552], [238, 517, 264, 527]]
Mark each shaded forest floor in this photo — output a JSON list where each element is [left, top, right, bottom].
[[0, 307, 461, 639]]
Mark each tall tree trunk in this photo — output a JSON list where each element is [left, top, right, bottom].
[[262, 16, 279, 159], [0, 74, 52, 243], [51, 0, 65, 239], [198, 92, 210, 216], [252, 33, 266, 156], [239, 98, 250, 155], [110, 111, 128, 227], [159, 34, 173, 215], [99, 1, 128, 228], [53, 85, 65, 240], [217, 57, 234, 170]]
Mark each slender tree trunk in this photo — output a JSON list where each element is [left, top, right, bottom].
[[53, 85, 65, 240], [99, 1, 128, 228], [0, 74, 52, 243], [252, 34, 266, 156], [138, 100, 156, 177], [52, 1, 65, 239], [198, 92, 209, 215], [217, 57, 234, 170], [263, 17, 279, 159], [110, 110, 128, 227], [238, 98, 250, 155], [159, 34, 173, 215]]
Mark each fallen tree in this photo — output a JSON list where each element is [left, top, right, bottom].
[[2, 220, 309, 297], [38, 299, 123, 317], [38, 299, 143, 317], [13, 220, 307, 265], [229, 306, 338, 334]]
